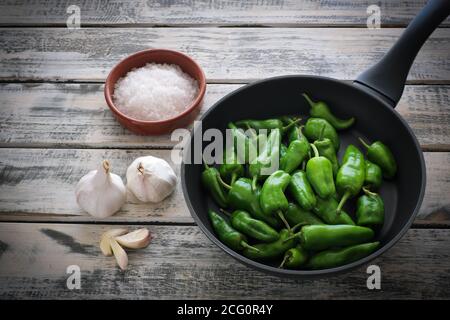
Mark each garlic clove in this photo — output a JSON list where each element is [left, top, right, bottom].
[[75, 160, 127, 218], [100, 228, 129, 256], [110, 238, 128, 271], [126, 156, 177, 203], [115, 228, 151, 249]]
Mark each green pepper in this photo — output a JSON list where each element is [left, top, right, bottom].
[[359, 138, 397, 179], [208, 210, 259, 252], [236, 118, 284, 131], [243, 229, 296, 260], [313, 196, 355, 225], [280, 140, 307, 174], [201, 163, 228, 208], [307, 242, 380, 270], [302, 93, 355, 130], [260, 170, 291, 229], [288, 224, 374, 251], [356, 188, 385, 227], [306, 144, 336, 199], [304, 118, 340, 150], [260, 170, 291, 214], [288, 170, 317, 210], [227, 209, 280, 243], [336, 144, 365, 213], [236, 118, 300, 134], [279, 245, 309, 269], [285, 202, 324, 227], [280, 125, 310, 174], [219, 144, 244, 185], [364, 160, 382, 190], [248, 128, 281, 189], [314, 138, 339, 176], [228, 122, 258, 164], [226, 178, 281, 228], [287, 124, 310, 147]]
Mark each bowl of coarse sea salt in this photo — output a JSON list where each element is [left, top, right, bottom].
[[105, 49, 206, 134]]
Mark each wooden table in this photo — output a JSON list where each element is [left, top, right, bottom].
[[0, 0, 449, 299]]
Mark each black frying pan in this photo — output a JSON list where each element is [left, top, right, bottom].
[[181, 0, 450, 277]]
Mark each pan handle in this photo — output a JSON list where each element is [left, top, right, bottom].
[[354, 0, 450, 107]]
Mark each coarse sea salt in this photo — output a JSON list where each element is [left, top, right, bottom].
[[113, 63, 199, 121]]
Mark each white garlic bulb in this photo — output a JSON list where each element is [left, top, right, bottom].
[[75, 160, 126, 218], [126, 156, 177, 203]]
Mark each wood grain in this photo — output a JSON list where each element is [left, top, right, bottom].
[[1, 0, 448, 27], [0, 148, 448, 224], [1, 83, 449, 150], [0, 28, 449, 82], [0, 223, 448, 299]]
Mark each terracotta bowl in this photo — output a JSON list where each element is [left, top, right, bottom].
[[104, 49, 206, 135]]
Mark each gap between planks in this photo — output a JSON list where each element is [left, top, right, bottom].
[[0, 219, 447, 229], [2, 24, 450, 29]]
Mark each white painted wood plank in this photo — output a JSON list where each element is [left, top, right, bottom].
[[0, 83, 449, 149], [0, 223, 448, 299], [0, 28, 449, 82], [1, 0, 448, 27], [0, 149, 448, 224]]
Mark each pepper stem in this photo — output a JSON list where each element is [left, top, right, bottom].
[[245, 124, 257, 140], [240, 241, 260, 252], [202, 156, 211, 170], [219, 208, 232, 217], [292, 222, 307, 233], [282, 118, 302, 132], [336, 191, 351, 213], [279, 253, 290, 269], [358, 137, 371, 149], [282, 231, 301, 243], [298, 125, 306, 139], [230, 172, 238, 186], [310, 143, 319, 158], [277, 210, 291, 232], [362, 186, 378, 197], [302, 93, 316, 108], [251, 175, 258, 191], [217, 173, 232, 190]]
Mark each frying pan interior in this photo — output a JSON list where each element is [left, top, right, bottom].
[[182, 76, 425, 276]]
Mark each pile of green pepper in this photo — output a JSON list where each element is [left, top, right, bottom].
[[202, 93, 397, 270]]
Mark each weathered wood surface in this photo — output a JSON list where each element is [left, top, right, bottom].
[[1, 83, 449, 150], [0, 148, 448, 224], [0, 0, 449, 300], [1, 28, 449, 82], [0, 223, 448, 299], [1, 0, 448, 27]]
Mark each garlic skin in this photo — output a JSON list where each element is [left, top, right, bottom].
[[75, 160, 126, 218], [126, 156, 177, 203]]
